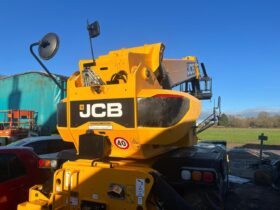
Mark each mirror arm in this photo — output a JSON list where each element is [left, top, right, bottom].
[[30, 42, 65, 91]]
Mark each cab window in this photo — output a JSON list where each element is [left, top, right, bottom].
[[0, 154, 26, 183], [26, 141, 49, 155]]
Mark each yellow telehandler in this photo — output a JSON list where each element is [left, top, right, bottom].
[[18, 21, 227, 210]]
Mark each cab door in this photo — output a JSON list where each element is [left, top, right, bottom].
[[0, 153, 28, 210]]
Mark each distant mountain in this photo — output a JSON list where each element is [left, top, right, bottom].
[[199, 108, 280, 121], [230, 108, 280, 118]]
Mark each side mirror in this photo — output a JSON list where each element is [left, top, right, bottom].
[[30, 32, 63, 91], [38, 33, 60, 60], [87, 21, 100, 38]]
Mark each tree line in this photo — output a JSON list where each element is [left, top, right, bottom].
[[218, 112, 280, 128]]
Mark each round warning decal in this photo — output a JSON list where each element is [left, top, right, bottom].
[[114, 137, 129, 149]]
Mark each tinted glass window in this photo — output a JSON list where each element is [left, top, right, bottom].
[[60, 141, 75, 150], [0, 154, 26, 183], [26, 141, 49, 155], [47, 140, 75, 153], [26, 139, 75, 155], [46, 140, 62, 153]]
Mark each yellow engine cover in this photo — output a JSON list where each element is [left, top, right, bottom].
[[57, 43, 201, 159]]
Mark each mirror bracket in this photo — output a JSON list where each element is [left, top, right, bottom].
[[30, 36, 64, 91], [87, 20, 100, 66]]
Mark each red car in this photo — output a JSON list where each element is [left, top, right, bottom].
[[0, 147, 52, 210]]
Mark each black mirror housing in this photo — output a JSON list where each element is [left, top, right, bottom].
[[38, 33, 60, 60], [87, 21, 100, 38]]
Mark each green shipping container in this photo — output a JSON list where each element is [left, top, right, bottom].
[[0, 71, 67, 135]]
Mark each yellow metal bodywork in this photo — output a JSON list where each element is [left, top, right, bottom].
[[19, 160, 157, 210], [58, 43, 201, 159], [18, 43, 203, 210]]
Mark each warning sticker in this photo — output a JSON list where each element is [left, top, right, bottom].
[[136, 179, 145, 197], [65, 170, 71, 188], [138, 197, 143, 205], [114, 137, 129, 149]]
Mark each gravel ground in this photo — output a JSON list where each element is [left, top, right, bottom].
[[225, 144, 280, 210], [225, 183, 280, 210]]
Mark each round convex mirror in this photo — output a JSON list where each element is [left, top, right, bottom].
[[38, 33, 59, 60]]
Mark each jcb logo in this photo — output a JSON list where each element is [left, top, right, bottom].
[[71, 98, 134, 128], [187, 63, 196, 77], [79, 103, 123, 118]]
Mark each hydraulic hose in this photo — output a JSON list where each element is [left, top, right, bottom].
[[150, 172, 193, 210]]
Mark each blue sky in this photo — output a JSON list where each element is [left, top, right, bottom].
[[0, 0, 279, 113]]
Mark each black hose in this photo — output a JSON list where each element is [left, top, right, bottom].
[[201, 62, 208, 77], [150, 172, 193, 210], [204, 190, 223, 210]]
